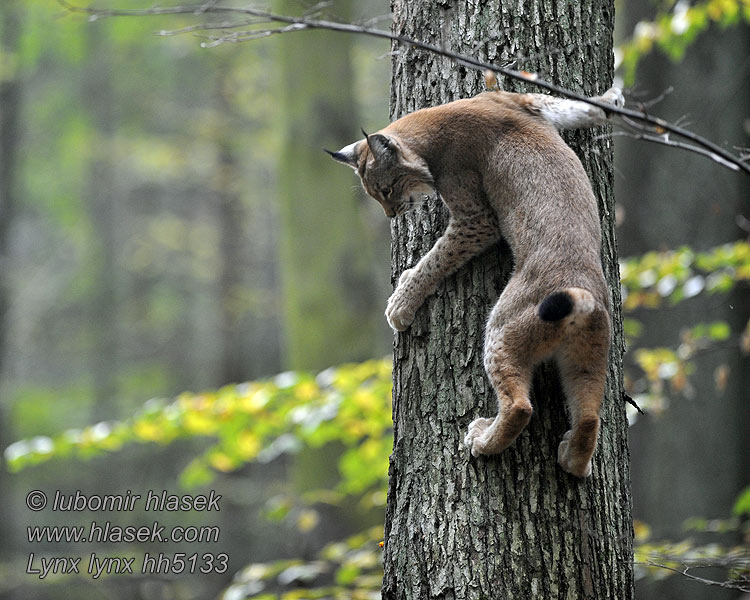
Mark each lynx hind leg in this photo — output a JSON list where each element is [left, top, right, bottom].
[[464, 307, 538, 457], [556, 313, 610, 478]]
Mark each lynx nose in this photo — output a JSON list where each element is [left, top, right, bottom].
[[383, 206, 396, 218]]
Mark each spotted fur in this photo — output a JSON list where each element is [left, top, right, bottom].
[[329, 87, 621, 477]]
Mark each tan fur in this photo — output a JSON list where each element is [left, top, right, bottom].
[[329, 88, 621, 477]]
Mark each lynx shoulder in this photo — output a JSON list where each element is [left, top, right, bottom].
[[328, 87, 622, 478]]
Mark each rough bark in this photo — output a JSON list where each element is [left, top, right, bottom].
[[382, 2, 633, 599]]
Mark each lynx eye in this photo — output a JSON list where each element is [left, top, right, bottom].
[[381, 186, 393, 198]]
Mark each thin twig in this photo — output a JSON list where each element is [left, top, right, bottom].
[[194, 0, 219, 15], [198, 23, 308, 47], [622, 393, 644, 415], [56, 0, 750, 176], [635, 86, 674, 110], [157, 19, 264, 37], [611, 128, 741, 172], [640, 561, 750, 593]]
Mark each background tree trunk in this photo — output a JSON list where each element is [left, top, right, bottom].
[[615, 10, 750, 600], [0, 0, 22, 571], [84, 24, 119, 420], [274, 0, 381, 371], [383, 2, 634, 599], [215, 60, 248, 385]]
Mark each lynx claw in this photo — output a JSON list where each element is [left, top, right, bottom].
[[463, 417, 494, 457], [557, 430, 592, 478]]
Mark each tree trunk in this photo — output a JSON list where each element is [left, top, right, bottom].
[[615, 12, 750, 600], [383, 2, 633, 599], [275, 0, 380, 371], [214, 62, 248, 385], [0, 0, 22, 569], [84, 24, 119, 419]]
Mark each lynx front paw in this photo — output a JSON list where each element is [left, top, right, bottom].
[[463, 417, 494, 457], [385, 297, 415, 331], [385, 269, 418, 331], [557, 430, 592, 478]]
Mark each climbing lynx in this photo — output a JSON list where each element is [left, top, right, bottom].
[[328, 86, 623, 478]]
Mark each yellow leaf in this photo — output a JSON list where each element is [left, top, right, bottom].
[[296, 509, 319, 532], [353, 389, 377, 411], [183, 411, 218, 434], [133, 420, 162, 441], [208, 452, 235, 472], [239, 388, 270, 414], [237, 431, 261, 458], [294, 380, 319, 401], [634, 519, 652, 541]]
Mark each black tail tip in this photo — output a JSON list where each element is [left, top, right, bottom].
[[539, 291, 574, 321]]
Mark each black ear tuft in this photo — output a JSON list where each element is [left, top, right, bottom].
[[324, 148, 351, 165], [324, 142, 360, 168]]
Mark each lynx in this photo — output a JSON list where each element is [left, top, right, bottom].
[[328, 85, 623, 478]]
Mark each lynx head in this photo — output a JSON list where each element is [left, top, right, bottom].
[[326, 131, 435, 218]]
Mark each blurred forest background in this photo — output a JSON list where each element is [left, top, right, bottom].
[[0, 1, 748, 599]]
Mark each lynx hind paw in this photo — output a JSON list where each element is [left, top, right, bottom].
[[599, 86, 624, 110], [463, 417, 494, 457], [557, 430, 592, 478]]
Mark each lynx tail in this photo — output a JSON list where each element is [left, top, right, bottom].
[[538, 288, 595, 322]]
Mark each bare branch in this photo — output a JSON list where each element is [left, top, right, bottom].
[[57, 0, 750, 176], [639, 560, 750, 593], [635, 86, 674, 110], [612, 128, 742, 172], [199, 23, 307, 47]]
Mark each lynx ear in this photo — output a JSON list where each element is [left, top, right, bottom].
[[324, 141, 361, 169], [365, 133, 396, 161]]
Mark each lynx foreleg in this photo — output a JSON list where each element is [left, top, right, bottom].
[[386, 213, 500, 331], [527, 86, 624, 130]]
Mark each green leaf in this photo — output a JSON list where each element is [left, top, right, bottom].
[[616, 0, 750, 82], [732, 485, 750, 516]]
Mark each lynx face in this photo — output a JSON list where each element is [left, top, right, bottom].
[[327, 133, 435, 218]]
